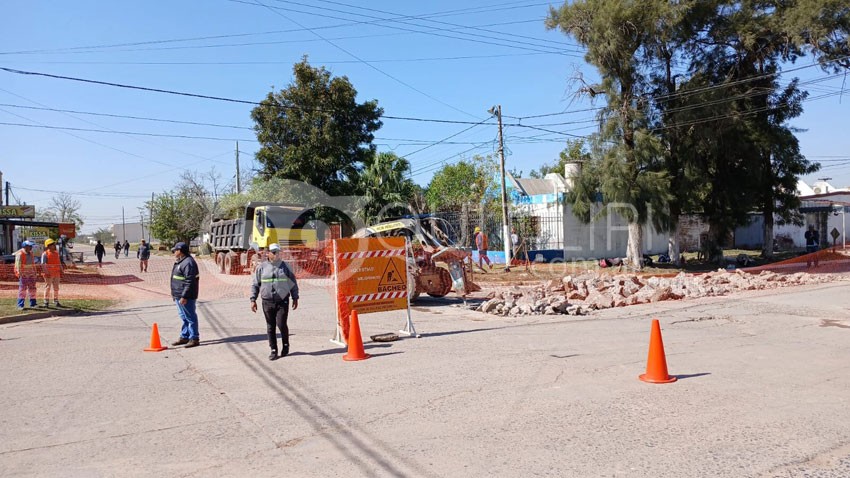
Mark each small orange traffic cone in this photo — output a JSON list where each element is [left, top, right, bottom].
[[343, 310, 370, 361], [639, 319, 676, 383], [144, 323, 168, 352]]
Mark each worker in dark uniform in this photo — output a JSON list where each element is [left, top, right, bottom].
[[170, 242, 201, 348], [250, 243, 299, 360]]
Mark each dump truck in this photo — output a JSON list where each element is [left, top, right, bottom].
[[352, 217, 480, 300], [209, 202, 326, 275]]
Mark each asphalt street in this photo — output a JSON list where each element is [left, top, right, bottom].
[[2, 268, 850, 477]]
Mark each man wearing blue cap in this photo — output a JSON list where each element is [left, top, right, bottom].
[[14, 241, 38, 310], [169, 242, 201, 348]]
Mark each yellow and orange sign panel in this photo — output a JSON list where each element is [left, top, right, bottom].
[[334, 237, 408, 317]]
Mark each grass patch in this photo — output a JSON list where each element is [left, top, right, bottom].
[[0, 298, 116, 318]]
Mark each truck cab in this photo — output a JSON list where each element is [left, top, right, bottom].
[[247, 203, 318, 250]]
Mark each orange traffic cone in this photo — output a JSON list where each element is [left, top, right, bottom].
[[342, 310, 370, 361], [639, 319, 676, 383], [144, 323, 168, 352]]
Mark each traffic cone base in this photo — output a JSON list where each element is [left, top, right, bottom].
[[639, 373, 677, 384], [144, 322, 168, 352], [638, 319, 676, 384], [342, 310, 370, 361]]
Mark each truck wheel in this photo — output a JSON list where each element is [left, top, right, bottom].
[[224, 252, 236, 275], [427, 268, 453, 298], [215, 252, 226, 273]]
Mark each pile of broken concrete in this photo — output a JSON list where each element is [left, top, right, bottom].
[[475, 269, 843, 317]]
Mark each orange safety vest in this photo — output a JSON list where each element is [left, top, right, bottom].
[[15, 249, 36, 278], [476, 232, 489, 251], [41, 250, 62, 278]]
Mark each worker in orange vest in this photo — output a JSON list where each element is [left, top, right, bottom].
[[474, 226, 493, 272], [41, 238, 63, 307], [14, 241, 38, 310]]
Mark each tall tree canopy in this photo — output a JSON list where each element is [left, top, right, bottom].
[[251, 57, 383, 198], [425, 155, 498, 211], [357, 152, 416, 224], [547, 1, 671, 268], [36, 193, 84, 229]]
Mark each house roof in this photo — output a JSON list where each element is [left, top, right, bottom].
[[515, 178, 557, 196]]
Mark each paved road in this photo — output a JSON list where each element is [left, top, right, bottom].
[[2, 262, 850, 477]]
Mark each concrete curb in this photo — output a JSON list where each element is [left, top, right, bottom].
[[0, 309, 79, 325]]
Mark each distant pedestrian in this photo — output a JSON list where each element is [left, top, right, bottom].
[[123, 240, 130, 257], [250, 243, 299, 361], [40, 238, 63, 307], [137, 239, 151, 272], [170, 242, 201, 348], [805, 225, 820, 268], [58, 234, 70, 264], [114, 241, 121, 259], [474, 226, 492, 272], [510, 227, 520, 262], [94, 240, 106, 267], [14, 241, 38, 309]]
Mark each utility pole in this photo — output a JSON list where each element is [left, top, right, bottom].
[[138, 207, 146, 243], [149, 193, 154, 242], [235, 141, 241, 194], [489, 104, 511, 272], [122, 206, 126, 243]]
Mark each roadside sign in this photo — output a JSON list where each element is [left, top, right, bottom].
[[331, 237, 416, 344], [830, 228, 840, 241], [0, 205, 35, 218], [59, 223, 76, 238]]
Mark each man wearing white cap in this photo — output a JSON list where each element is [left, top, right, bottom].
[[250, 243, 299, 360]]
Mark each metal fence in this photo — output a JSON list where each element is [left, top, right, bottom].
[[430, 202, 565, 252]]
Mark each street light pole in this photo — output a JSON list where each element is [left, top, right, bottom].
[[489, 105, 511, 272]]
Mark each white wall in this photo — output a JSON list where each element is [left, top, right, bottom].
[[563, 203, 671, 260]]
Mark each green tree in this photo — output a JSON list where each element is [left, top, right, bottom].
[[357, 152, 416, 224], [425, 155, 498, 210], [674, 1, 827, 260], [148, 192, 206, 246], [530, 139, 591, 179], [547, 1, 672, 268], [92, 227, 114, 245], [251, 57, 383, 197]]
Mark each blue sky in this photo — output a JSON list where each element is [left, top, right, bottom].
[[1, 1, 848, 234]]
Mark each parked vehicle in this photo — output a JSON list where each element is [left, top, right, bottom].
[[352, 217, 480, 301], [209, 202, 325, 275]]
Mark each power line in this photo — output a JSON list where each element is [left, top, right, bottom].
[[0, 121, 255, 141], [246, 0, 481, 119], [4, 51, 551, 66], [0, 1, 552, 56], [400, 117, 492, 160], [0, 107, 146, 160], [11, 186, 150, 199], [228, 0, 577, 58], [0, 102, 254, 130], [0, 102, 507, 145], [264, 0, 582, 54]]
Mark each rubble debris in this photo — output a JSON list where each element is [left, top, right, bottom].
[[474, 270, 843, 318]]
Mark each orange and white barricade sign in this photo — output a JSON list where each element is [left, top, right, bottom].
[[332, 237, 416, 345]]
